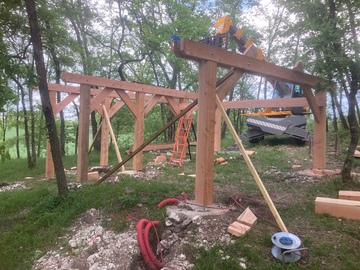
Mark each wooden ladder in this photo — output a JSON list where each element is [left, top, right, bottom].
[[168, 116, 193, 166]]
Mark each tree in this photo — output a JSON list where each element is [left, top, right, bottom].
[[24, 0, 68, 196], [281, 0, 360, 184]]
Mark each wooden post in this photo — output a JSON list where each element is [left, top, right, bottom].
[[77, 84, 91, 182], [133, 92, 145, 171], [195, 60, 217, 205], [313, 90, 327, 169], [100, 98, 110, 166], [214, 108, 222, 152], [45, 91, 56, 179]]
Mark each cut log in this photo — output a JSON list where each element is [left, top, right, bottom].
[[237, 207, 257, 227], [227, 221, 251, 236], [315, 197, 360, 220], [339, 191, 360, 201]]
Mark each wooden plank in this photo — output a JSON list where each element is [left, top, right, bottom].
[[61, 72, 198, 100], [315, 197, 360, 220], [128, 142, 197, 152], [215, 94, 288, 232], [195, 60, 217, 206], [339, 191, 360, 201], [174, 39, 327, 88], [237, 207, 257, 227], [77, 84, 91, 182], [227, 221, 251, 236]]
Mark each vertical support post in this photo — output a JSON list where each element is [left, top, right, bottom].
[[100, 97, 110, 166], [133, 92, 145, 171], [77, 84, 91, 181], [214, 108, 222, 152], [195, 60, 217, 205], [45, 91, 56, 179], [313, 90, 327, 169]]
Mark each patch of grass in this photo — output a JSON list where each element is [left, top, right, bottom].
[[1, 136, 360, 270]]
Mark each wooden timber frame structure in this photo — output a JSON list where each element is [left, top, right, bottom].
[[172, 38, 330, 206], [45, 75, 199, 181], [44, 38, 330, 207]]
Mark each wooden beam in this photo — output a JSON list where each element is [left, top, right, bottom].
[[61, 72, 198, 100], [77, 84, 91, 182], [292, 61, 321, 123], [90, 88, 113, 113], [313, 90, 327, 169], [195, 60, 217, 205], [115, 89, 137, 116], [173, 39, 326, 88], [128, 142, 197, 152], [53, 93, 78, 114], [215, 94, 288, 232], [144, 94, 161, 114], [109, 100, 125, 118], [133, 92, 145, 170], [223, 97, 313, 109], [165, 96, 181, 115], [100, 99, 110, 166], [339, 191, 360, 201], [315, 197, 360, 220]]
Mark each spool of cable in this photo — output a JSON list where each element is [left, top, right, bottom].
[[271, 232, 302, 263]]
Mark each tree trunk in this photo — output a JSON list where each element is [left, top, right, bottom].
[[14, 78, 34, 168], [25, 0, 68, 196], [28, 85, 37, 165]]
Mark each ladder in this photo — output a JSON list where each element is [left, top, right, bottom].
[[168, 116, 193, 166]]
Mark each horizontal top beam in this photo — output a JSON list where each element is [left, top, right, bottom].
[[173, 39, 326, 88], [61, 72, 198, 100]]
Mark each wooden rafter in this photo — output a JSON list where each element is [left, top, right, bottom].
[[173, 39, 326, 88]]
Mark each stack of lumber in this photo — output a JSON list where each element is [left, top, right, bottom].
[[228, 207, 257, 236], [315, 191, 360, 220]]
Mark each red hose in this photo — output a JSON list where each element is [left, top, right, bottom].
[[144, 221, 164, 269], [157, 198, 181, 208], [137, 219, 163, 270]]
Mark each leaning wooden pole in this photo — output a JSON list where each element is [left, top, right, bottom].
[[215, 95, 288, 232], [102, 105, 125, 171]]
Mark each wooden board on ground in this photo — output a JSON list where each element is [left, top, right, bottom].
[[227, 221, 251, 236], [315, 197, 360, 220], [339, 191, 360, 201], [237, 207, 257, 227], [128, 142, 197, 153]]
